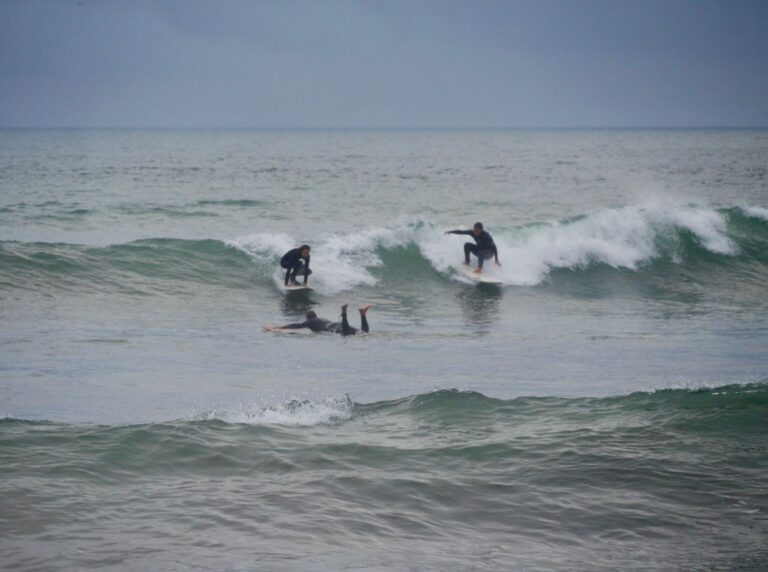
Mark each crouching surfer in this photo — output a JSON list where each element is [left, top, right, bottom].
[[444, 222, 501, 273], [280, 244, 311, 286], [264, 304, 373, 336]]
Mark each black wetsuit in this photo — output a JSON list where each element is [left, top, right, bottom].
[[280, 248, 311, 285], [447, 229, 498, 268], [282, 309, 369, 336]]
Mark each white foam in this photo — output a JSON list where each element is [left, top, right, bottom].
[[229, 222, 415, 294], [229, 202, 740, 290], [428, 202, 737, 286], [741, 205, 768, 221], [198, 396, 354, 426], [418, 226, 464, 274], [663, 206, 734, 254]]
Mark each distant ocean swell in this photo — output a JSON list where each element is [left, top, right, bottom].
[[0, 198, 266, 218], [0, 380, 768, 442], [2, 203, 766, 294]]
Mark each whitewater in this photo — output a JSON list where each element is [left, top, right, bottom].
[[1, 129, 767, 570]]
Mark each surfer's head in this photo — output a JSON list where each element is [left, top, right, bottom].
[[299, 244, 311, 257], [473, 222, 484, 236], [306, 310, 317, 320]]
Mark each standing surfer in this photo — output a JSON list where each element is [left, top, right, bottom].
[[280, 244, 311, 286], [444, 222, 501, 273]]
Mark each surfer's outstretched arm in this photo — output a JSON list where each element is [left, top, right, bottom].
[[277, 321, 309, 330]]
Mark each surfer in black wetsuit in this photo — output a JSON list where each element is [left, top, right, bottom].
[[280, 245, 311, 286], [264, 304, 373, 336], [445, 222, 501, 273]]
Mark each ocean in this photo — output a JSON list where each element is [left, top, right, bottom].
[[1, 129, 767, 570]]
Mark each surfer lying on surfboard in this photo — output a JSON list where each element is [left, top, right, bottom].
[[264, 304, 373, 336], [280, 244, 312, 286], [444, 222, 501, 273]]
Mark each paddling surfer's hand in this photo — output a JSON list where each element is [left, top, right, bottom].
[[495, 260, 501, 267]]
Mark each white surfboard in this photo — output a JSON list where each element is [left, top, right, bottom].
[[264, 326, 314, 335], [456, 265, 503, 285], [282, 284, 313, 292]]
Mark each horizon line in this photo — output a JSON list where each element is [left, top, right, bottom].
[[1, 125, 767, 132]]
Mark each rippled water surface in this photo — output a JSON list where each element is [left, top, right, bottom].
[[1, 129, 767, 570]]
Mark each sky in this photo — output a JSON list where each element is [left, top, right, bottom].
[[1, 0, 767, 129]]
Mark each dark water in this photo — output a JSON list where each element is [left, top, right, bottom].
[[2, 384, 767, 571], [2, 129, 768, 569]]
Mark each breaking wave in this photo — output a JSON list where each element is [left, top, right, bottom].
[[2, 202, 767, 294]]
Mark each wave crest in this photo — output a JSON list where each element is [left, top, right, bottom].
[[230, 202, 765, 290], [195, 396, 354, 426], [3, 202, 766, 293]]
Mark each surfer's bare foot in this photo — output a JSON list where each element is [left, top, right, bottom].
[[473, 267, 482, 274], [359, 304, 374, 314], [463, 261, 470, 266]]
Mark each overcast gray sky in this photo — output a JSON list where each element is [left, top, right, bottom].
[[1, 0, 767, 128]]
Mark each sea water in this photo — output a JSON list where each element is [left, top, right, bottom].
[[1, 129, 767, 570]]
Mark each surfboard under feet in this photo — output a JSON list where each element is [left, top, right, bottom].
[[282, 284, 313, 292], [456, 265, 503, 284]]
